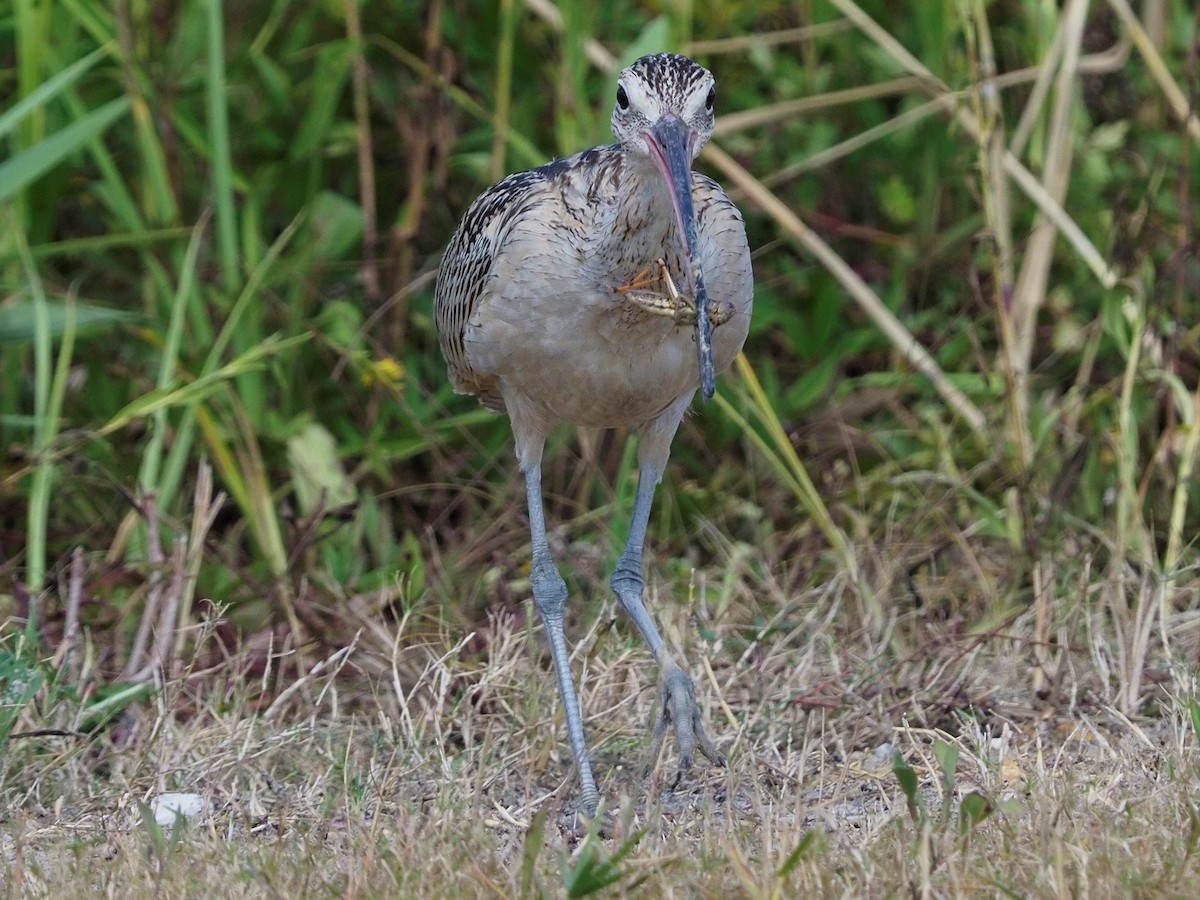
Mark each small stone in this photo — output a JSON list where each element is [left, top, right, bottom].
[[151, 792, 206, 827]]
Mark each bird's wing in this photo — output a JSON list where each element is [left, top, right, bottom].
[[692, 173, 753, 316], [435, 168, 549, 409]]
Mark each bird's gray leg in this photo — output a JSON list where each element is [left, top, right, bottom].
[[524, 463, 601, 816], [608, 463, 726, 778]]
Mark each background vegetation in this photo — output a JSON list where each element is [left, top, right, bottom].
[[2, 0, 1199, 894]]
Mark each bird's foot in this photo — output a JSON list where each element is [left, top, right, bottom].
[[643, 660, 726, 783], [614, 258, 671, 295], [561, 800, 617, 841], [615, 258, 734, 327]]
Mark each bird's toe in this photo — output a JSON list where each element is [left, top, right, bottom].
[[643, 666, 724, 781]]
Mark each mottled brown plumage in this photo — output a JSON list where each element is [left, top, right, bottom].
[[435, 52, 752, 817]]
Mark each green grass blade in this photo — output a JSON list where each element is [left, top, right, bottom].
[[716, 354, 858, 581], [0, 44, 111, 141], [98, 334, 309, 438], [489, 0, 520, 180], [204, 213, 303, 374], [0, 299, 136, 344], [137, 213, 210, 496], [0, 97, 130, 204], [204, 0, 239, 289], [13, 224, 78, 614], [0, 227, 192, 262], [11, 212, 47, 606]]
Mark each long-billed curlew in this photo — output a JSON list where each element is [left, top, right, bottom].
[[436, 52, 753, 816]]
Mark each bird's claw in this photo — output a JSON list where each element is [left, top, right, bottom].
[[614, 259, 669, 295], [616, 258, 734, 328], [643, 666, 726, 781], [563, 800, 616, 840]]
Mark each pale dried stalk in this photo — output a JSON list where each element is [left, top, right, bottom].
[[264, 634, 360, 721], [1106, 303, 1157, 714], [760, 94, 954, 185], [521, 0, 616, 71], [125, 537, 186, 684], [998, 148, 1118, 289], [969, 0, 1014, 291], [177, 461, 224, 664], [149, 537, 188, 677], [1159, 381, 1200, 659], [965, 0, 1027, 465], [724, 47, 1130, 143], [689, 22, 855, 56], [1031, 555, 1053, 699], [1164, 387, 1200, 581], [715, 77, 924, 136], [1013, 29, 1129, 158], [123, 464, 225, 684], [344, 0, 379, 301], [827, 0, 1118, 291], [1115, 576, 1158, 715], [1107, 0, 1200, 146], [51, 547, 86, 679], [1010, 19, 1066, 158], [1011, 0, 1090, 379], [122, 493, 164, 680], [737, 41, 1129, 187], [704, 143, 988, 437]]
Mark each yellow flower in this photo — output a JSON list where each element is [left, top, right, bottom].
[[361, 355, 405, 388]]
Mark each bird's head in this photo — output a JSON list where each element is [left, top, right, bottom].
[[611, 52, 720, 400], [611, 52, 716, 160]]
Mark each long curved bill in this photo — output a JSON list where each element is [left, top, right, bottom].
[[648, 115, 716, 402]]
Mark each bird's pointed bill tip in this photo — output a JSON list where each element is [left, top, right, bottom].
[[699, 357, 716, 402]]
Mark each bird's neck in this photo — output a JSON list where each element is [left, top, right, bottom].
[[590, 146, 686, 272]]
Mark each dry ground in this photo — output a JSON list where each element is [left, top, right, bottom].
[[3, 550, 1200, 899]]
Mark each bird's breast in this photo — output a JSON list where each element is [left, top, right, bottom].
[[458, 166, 752, 427]]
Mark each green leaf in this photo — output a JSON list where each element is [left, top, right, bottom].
[[99, 334, 308, 437], [287, 422, 357, 517], [562, 828, 648, 898], [933, 740, 958, 793], [81, 682, 152, 733], [879, 174, 917, 226], [315, 299, 366, 350], [0, 97, 130, 203], [0, 45, 111, 141], [0, 646, 45, 741], [290, 41, 354, 161], [137, 803, 166, 856], [1185, 801, 1200, 863], [617, 17, 672, 69], [1090, 120, 1129, 152], [0, 298, 137, 343], [777, 831, 817, 877], [893, 752, 923, 822], [519, 805, 549, 898], [307, 190, 363, 262], [958, 791, 993, 836]]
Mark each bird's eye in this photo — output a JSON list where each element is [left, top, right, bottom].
[[616, 85, 630, 110], [705, 86, 715, 111]]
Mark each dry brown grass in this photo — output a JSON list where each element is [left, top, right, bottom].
[[4, 532, 1199, 899]]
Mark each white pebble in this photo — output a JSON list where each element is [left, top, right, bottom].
[[151, 792, 206, 826]]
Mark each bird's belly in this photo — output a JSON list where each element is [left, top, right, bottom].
[[536, 344, 692, 428], [466, 287, 745, 427]]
